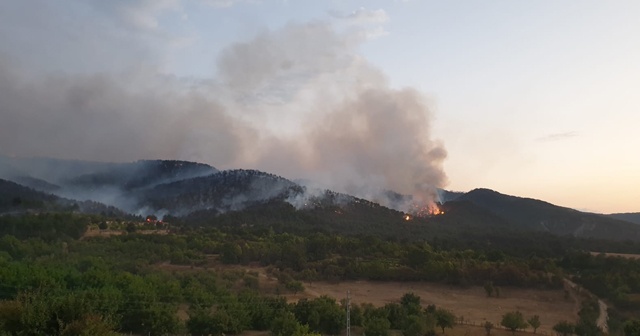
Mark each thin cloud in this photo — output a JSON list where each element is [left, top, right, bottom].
[[329, 7, 390, 41], [200, 0, 261, 8], [537, 131, 579, 142], [330, 7, 389, 25]]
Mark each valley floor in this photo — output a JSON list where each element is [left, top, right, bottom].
[[160, 261, 579, 336]]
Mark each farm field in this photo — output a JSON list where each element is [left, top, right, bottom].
[[300, 280, 576, 335], [167, 262, 579, 336]]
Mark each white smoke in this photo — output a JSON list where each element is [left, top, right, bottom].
[[0, 21, 447, 211]]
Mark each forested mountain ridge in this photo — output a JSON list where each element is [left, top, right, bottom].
[[608, 212, 640, 225], [137, 169, 303, 215], [456, 188, 640, 241], [0, 178, 128, 217], [1, 156, 640, 242]]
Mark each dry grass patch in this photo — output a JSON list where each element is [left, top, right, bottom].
[[299, 280, 575, 335]]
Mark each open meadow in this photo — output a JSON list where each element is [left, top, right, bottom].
[[161, 261, 580, 336]]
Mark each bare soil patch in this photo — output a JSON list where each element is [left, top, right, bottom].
[[82, 228, 169, 239]]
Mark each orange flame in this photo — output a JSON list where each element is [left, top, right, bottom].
[[428, 203, 445, 216], [406, 202, 445, 218]]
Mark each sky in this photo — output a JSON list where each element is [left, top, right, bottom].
[[0, 0, 639, 213]]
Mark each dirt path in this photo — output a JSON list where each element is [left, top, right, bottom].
[[563, 278, 608, 334], [597, 299, 608, 333]]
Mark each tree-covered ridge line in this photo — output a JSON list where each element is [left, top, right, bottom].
[[0, 212, 640, 335], [4, 154, 640, 243]]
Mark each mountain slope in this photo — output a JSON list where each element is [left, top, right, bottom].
[[136, 169, 302, 215], [0, 179, 60, 212], [0, 178, 127, 217], [65, 160, 217, 191], [457, 188, 640, 241], [607, 213, 640, 225]]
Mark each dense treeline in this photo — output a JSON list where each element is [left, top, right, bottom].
[[561, 252, 640, 311], [214, 230, 563, 288], [0, 231, 456, 335], [0, 213, 89, 241], [186, 200, 640, 257], [3, 210, 640, 335]]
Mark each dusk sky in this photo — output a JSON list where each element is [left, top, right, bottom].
[[1, 1, 639, 213]]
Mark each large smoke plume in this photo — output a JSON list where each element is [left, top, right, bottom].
[[0, 21, 447, 210]]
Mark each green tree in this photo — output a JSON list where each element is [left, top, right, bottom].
[[286, 280, 305, 295], [125, 222, 136, 233], [484, 281, 494, 297], [484, 321, 494, 335], [553, 320, 574, 336], [624, 319, 640, 336], [60, 315, 118, 336], [350, 304, 364, 327], [400, 292, 422, 316], [186, 308, 217, 335], [365, 316, 391, 336], [435, 308, 455, 334], [384, 303, 408, 329], [271, 312, 320, 336], [221, 242, 242, 264], [528, 315, 541, 334], [98, 221, 108, 231], [501, 311, 528, 335], [403, 314, 427, 336], [294, 296, 344, 335], [574, 320, 602, 336]]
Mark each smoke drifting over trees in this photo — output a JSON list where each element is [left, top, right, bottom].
[[0, 21, 447, 207]]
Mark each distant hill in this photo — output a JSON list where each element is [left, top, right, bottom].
[[437, 189, 464, 202], [455, 188, 640, 241], [607, 213, 640, 225], [136, 169, 303, 216], [3, 156, 640, 242], [0, 179, 60, 212], [65, 160, 217, 191], [0, 179, 127, 217], [0, 156, 218, 214], [0, 155, 217, 191]]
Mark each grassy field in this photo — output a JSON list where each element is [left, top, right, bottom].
[[170, 261, 577, 336], [297, 280, 574, 335]]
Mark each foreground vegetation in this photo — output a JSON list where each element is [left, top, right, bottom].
[[1, 211, 640, 335]]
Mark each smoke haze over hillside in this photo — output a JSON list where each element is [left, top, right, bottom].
[[0, 19, 447, 208]]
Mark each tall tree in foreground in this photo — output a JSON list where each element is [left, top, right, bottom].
[[435, 308, 455, 334], [484, 321, 494, 335], [364, 316, 391, 336], [528, 315, 541, 334], [403, 314, 428, 336], [501, 311, 528, 335]]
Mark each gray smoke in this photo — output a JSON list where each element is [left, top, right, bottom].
[[0, 21, 447, 210]]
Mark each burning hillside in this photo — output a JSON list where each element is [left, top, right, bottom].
[[403, 202, 445, 220]]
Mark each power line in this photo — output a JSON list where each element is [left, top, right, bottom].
[[346, 290, 351, 336]]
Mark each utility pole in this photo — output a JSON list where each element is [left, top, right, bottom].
[[346, 290, 351, 336]]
